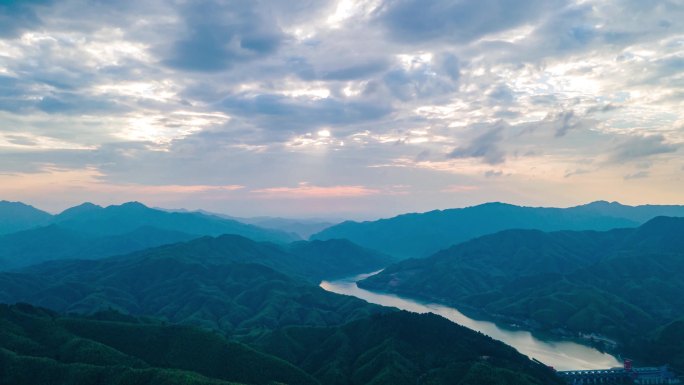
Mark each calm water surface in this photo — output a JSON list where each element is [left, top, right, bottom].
[[320, 271, 621, 371]]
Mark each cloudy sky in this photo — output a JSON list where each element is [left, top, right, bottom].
[[1, 0, 683, 218]]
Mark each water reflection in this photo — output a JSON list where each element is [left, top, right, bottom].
[[320, 272, 621, 371]]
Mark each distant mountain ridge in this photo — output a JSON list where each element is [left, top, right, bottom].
[[51, 201, 297, 242], [0, 200, 296, 241], [0, 201, 306, 271], [312, 201, 684, 259], [0, 200, 52, 234]]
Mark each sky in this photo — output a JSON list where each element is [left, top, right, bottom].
[[0, 0, 683, 219]]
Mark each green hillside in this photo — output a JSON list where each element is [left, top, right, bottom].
[[0, 303, 317, 385], [0, 225, 199, 271], [0, 257, 384, 337], [253, 311, 563, 385]]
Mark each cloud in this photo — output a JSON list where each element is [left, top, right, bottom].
[[550, 110, 579, 138], [1, 0, 684, 216], [624, 171, 649, 180], [448, 124, 506, 165], [0, 0, 53, 38], [609, 134, 679, 163], [441, 184, 479, 193], [163, 1, 284, 72], [252, 183, 380, 198], [376, 0, 558, 44]]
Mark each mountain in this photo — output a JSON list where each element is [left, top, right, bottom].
[[0, 201, 313, 270], [285, 238, 394, 280], [0, 225, 199, 271], [70, 233, 393, 283], [0, 236, 389, 336], [0, 304, 564, 385], [0, 303, 318, 385], [572, 200, 684, 223], [253, 311, 563, 385], [359, 217, 684, 359], [626, 318, 684, 373], [53, 201, 297, 242], [0, 237, 565, 384], [235, 217, 335, 239], [311, 201, 684, 259], [195, 211, 336, 239], [0, 200, 52, 235]]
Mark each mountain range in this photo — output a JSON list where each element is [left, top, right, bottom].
[[0, 230, 562, 384], [312, 201, 684, 259], [0, 201, 311, 271]]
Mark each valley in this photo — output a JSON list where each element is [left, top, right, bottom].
[[321, 271, 621, 371]]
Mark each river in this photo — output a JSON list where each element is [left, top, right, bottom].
[[320, 271, 621, 371]]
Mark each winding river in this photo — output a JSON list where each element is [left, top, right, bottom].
[[320, 271, 621, 371]]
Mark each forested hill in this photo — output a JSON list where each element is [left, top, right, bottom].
[[0, 259, 385, 337], [359, 216, 684, 370], [312, 201, 684, 259], [253, 311, 564, 385], [0, 303, 318, 385]]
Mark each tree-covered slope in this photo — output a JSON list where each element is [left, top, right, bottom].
[[0, 254, 385, 337], [0, 224, 199, 271], [359, 217, 684, 343], [253, 311, 564, 385], [0, 303, 318, 385], [312, 202, 642, 259], [625, 318, 684, 373], [74, 233, 393, 283]]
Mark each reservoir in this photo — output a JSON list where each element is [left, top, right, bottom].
[[320, 271, 621, 371]]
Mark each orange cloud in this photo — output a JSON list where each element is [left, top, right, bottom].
[[113, 184, 244, 195], [441, 185, 480, 193], [252, 183, 380, 198]]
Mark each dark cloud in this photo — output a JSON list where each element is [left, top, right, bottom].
[[439, 53, 460, 81], [550, 110, 578, 138], [487, 84, 515, 104], [377, 0, 559, 43], [321, 60, 389, 81], [0, 0, 53, 38], [220, 93, 392, 135], [564, 168, 591, 178], [164, 1, 284, 72], [448, 123, 506, 165], [624, 170, 649, 180], [609, 134, 679, 163], [36, 92, 127, 114]]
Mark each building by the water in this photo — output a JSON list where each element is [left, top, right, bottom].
[[557, 360, 681, 384]]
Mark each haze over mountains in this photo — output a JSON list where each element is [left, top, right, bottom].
[[0, 200, 306, 270], [312, 201, 684, 259]]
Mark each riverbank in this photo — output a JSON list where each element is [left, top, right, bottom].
[[322, 272, 622, 371]]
